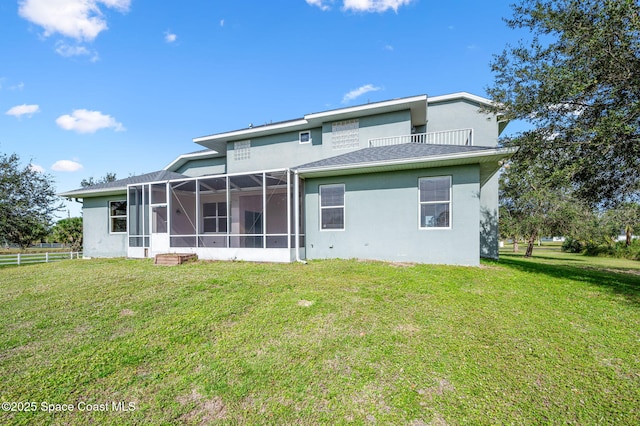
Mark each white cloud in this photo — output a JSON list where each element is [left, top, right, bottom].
[[51, 160, 84, 172], [18, 0, 131, 41], [343, 0, 414, 12], [306, 0, 332, 11], [30, 163, 46, 173], [342, 84, 381, 103], [306, 0, 413, 12], [6, 104, 40, 118], [165, 31, 177, 43], [56, 109, 125, 133], [55, 41, 99, 61], [220, 19, 225, 27]]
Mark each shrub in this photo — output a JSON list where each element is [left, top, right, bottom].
[[584, 242, 613, 257], [612, 240, 640, 260], [562, 237, 584, 253]]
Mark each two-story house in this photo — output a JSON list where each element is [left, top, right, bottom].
[[60, 92, 515, 265]]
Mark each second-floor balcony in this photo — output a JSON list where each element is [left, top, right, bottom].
[[369, 128, 473, 148]]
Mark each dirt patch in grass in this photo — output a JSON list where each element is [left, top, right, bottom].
[[177, 389, 227, 423], [356, 258, 416, 268], [417, 378, 455, 400]]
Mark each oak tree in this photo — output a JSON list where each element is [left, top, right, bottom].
[[488, 0, 640, 207]]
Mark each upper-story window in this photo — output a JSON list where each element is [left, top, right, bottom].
[[331, 119, 359, 150], [109, 200, 127, 233], [299, 131, 312, 144], [234, 140, 251, 161]]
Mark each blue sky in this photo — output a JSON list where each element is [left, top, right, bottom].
[[1, 0, 525, 219]]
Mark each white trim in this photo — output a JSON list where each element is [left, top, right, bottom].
[[297, 147, 518, 178], [418, 176, 452, 230], [201, 201, 227, 234], [319, 183, 345, 231], [192, 94, 428, 147], [128, 246, 295, 263], [306, 95, 427, 121], [427, 92, 493, 106], [193, 119, 309, 143], [163, 150, 221, 171], [109, 199, 127, 234], [299, 130, 311, 144], [59, 187, 126, 198]]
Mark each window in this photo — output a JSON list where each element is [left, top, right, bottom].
[[203, 202, 227, 233], [299, 131, 311, 144], [419, 176, 451, 228], [331, 119, 359, 149], [234, 140, 251, 161], [320, 184, 345, 230], [110, 200, 127, 233]]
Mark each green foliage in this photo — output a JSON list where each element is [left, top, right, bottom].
[[605, 202, 640, 246], [561, 237, 584, 253], [80, 172, 117, 188], [51, 217, 83, 251], [575, 238, 640, 261], [488, 0, 640, 206], [0, 152, 62, 249], [499, 134, 586, 257], [561, 202, 640, 259], [613, 239, 640, 260]]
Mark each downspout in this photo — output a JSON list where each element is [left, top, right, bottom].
[[293, 170, 306, 264]]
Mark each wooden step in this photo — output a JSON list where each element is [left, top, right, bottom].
[[154, 253, 197, 266]]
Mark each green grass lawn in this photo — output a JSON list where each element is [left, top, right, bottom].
[[1, 251, 638, 425]]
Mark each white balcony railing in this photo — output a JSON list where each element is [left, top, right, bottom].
[[369, 128, 473, 148]]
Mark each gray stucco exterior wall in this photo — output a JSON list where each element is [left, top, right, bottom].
[[227, 110, 412, 174], [176, 157, 226, 177], [303, 165, 481, 265], [479, 173, 500, 259], [427, 99, 499, 147], [82, 195, 128, 258]]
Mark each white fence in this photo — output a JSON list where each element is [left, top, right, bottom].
[[0, 252, 82, 266], [369, 128, 473, 147]]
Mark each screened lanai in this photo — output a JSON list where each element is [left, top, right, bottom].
[[127, 169, 304, 262]]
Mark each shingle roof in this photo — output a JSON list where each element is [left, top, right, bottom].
[[295, 143, 495, 171], [59, 170, 188, 197]]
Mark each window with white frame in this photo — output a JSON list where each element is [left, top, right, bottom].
[[331, 119, 359, 149], [234, 140, 251, 161], [109, 200, 127, 233], [202, 202, 227, 233], [419, 176, 451, 228], [320, 184, 345, 230], [299, 130, 311, 144]]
